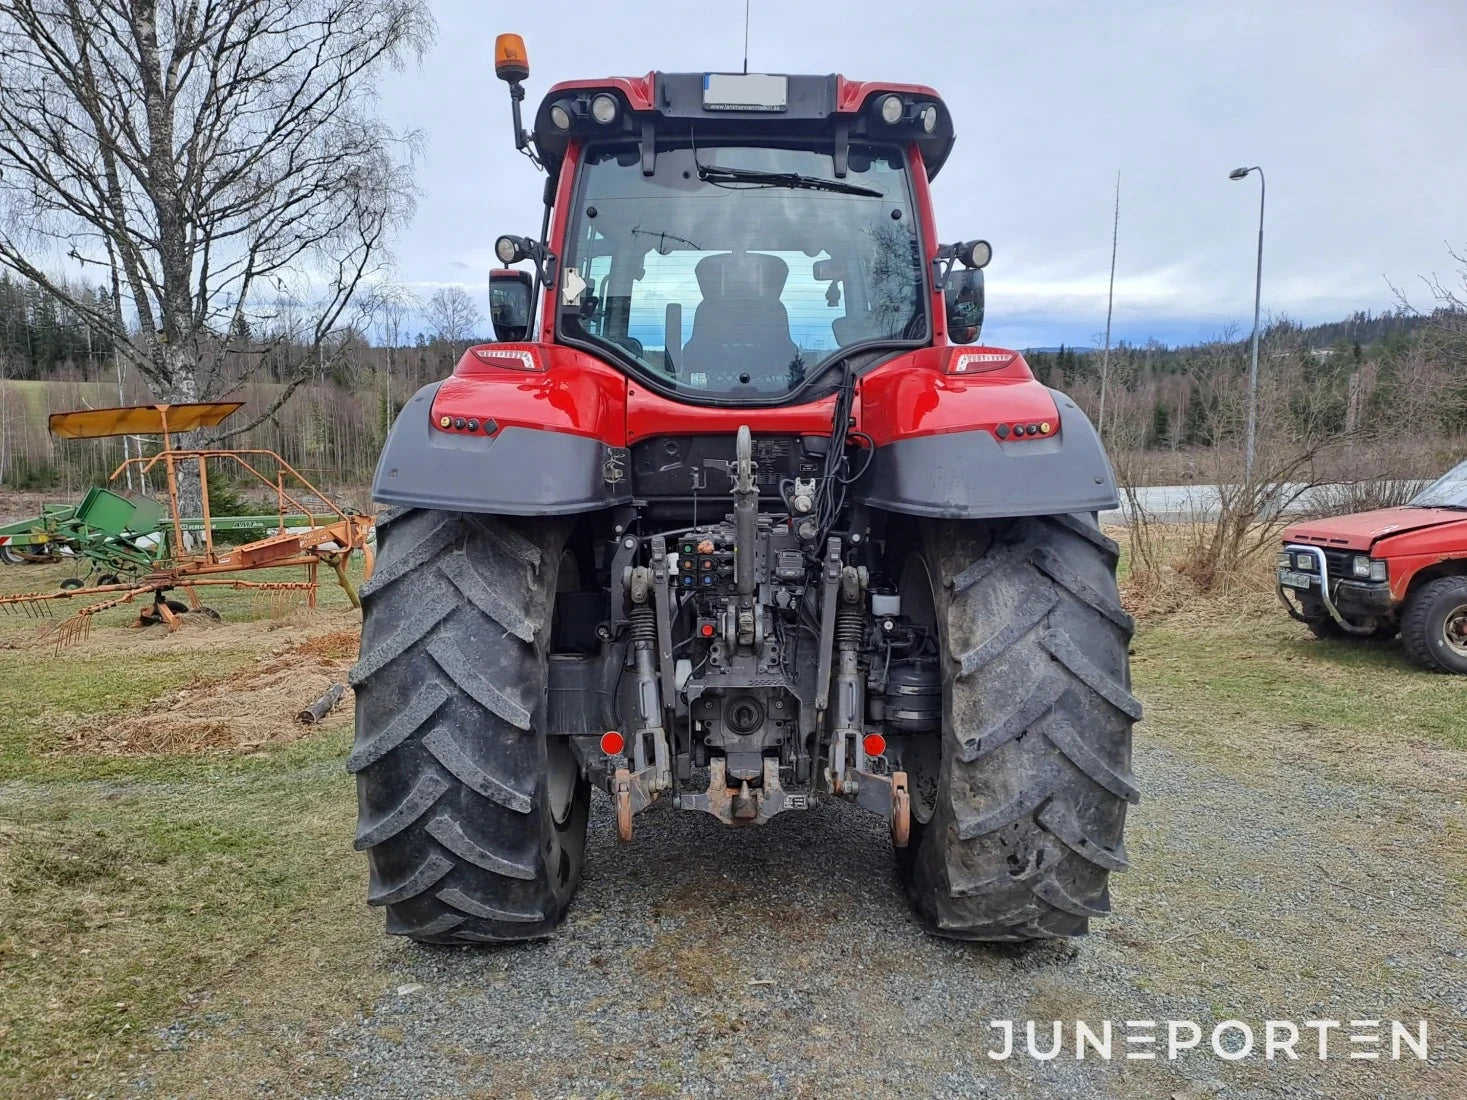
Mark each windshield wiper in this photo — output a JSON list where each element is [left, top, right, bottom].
[[695, 163, 883, 198]]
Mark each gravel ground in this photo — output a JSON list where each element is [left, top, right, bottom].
[[294, 731, 1465, 1100]]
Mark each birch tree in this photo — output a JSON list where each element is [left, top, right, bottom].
[[0, 0, 433, 457], [425, 286, 481, 361]]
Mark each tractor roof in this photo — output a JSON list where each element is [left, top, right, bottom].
[[534, 73, 955, 179], [49, 402, 242, 439]]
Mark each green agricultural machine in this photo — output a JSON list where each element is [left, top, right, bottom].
[[0, 488, 163, 584], [0, 487, 348, 586]]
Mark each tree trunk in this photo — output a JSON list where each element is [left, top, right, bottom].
[[162, 344, 203, 520]]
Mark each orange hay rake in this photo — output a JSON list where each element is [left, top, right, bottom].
[[0, 402, 374, 649]]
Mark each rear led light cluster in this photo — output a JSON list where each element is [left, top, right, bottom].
[[995, 421, 1053, 440], [949, 351, 1016, 374], [435, 415, 498, 434], [470, 347, 544, 372]]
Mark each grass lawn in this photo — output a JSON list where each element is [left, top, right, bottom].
[[0, 538, 1462, 1095], [0, 556, 378, 1095]]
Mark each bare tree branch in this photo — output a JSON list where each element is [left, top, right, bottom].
[[0, 0, 433, 476]]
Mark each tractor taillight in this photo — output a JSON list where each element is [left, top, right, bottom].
[[469, 347, 543, 372], [947, 351, 1016, 375]]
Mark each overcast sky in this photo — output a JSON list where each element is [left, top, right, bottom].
[[375, 0, 1467, 349]]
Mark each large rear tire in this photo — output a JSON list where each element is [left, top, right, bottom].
[[898, 513, 1140, 940], [348, 508, 590, 943]]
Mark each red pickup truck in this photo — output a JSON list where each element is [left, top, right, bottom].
[[1277, 460, 1467, 673]]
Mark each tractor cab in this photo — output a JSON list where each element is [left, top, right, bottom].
[[487, 40, 989, 406]]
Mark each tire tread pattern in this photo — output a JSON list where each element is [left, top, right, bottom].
[[903, 513, 1139, 941], [349, 509, 587, 943], [1400, 575, 1467, 673]]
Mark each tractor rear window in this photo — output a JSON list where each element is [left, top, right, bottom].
[[558, 143, 926, 401]]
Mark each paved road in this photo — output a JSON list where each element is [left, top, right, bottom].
[[1101, 481, 1424, 523]]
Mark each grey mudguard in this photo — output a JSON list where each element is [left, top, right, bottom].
[[856, 389, 1118, 519], [371, 383, 632, 515]]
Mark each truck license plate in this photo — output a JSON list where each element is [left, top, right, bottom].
[[1279, 569, 1314, 590]]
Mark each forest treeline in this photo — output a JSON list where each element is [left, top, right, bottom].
[[1, 270, 1464, 499], [0, 274, 470, 499]]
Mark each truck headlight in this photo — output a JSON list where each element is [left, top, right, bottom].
[[1294, 553, 1316, 571], [1351, 555, 1371, 579], [1277, 551, 1291, 570], [1369, 560, 1387, 582]]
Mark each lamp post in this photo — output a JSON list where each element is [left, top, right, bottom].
[[1229, 165, 1265, 481]]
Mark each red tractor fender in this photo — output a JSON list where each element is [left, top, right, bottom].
[[375, 343, 1117, 520]]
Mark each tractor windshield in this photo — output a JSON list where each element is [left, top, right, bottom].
[[558, 143, 926, 400], [1409, 459, 1467, 509]]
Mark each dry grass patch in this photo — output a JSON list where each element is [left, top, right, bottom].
[[61, 628, 359, 756]]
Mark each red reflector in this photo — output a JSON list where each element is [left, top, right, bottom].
[[700, 623, 715, 637], [863, 733, 886, 757], [599, 730, 625, 755]]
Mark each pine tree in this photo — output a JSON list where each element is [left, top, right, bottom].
[[1149, 401, 1171, 449]]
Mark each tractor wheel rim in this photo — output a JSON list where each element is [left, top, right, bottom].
[[1444, 604, 1467, 657]]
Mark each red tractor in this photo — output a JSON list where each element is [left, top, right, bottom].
[[349, 35, 1139, 944], [1277, 460, 1467, 673]]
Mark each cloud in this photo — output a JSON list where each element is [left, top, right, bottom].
[[374, 0, 1467, 347]]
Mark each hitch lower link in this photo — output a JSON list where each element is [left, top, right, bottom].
[[610, 548, 675, 842], [822, 557, 911, 847]]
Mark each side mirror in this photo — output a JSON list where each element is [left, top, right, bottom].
[[945, 267, 984, 345], [489, 269, 533, 342]]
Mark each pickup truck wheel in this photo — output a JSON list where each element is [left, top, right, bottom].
[[897, 513, 1141, 940], [1400, 576, 1467, 674]]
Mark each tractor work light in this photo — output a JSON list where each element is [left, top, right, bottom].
[[958, 239, 993, 269], [590, 93, 619, 124], [879, 94, 904, 124], [549, 102, 572, 130], [495, 234, 528, 264], [919, 103, 939, 133]]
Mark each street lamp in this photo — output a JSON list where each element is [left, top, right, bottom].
[[1230, 165, 1265, 481]]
